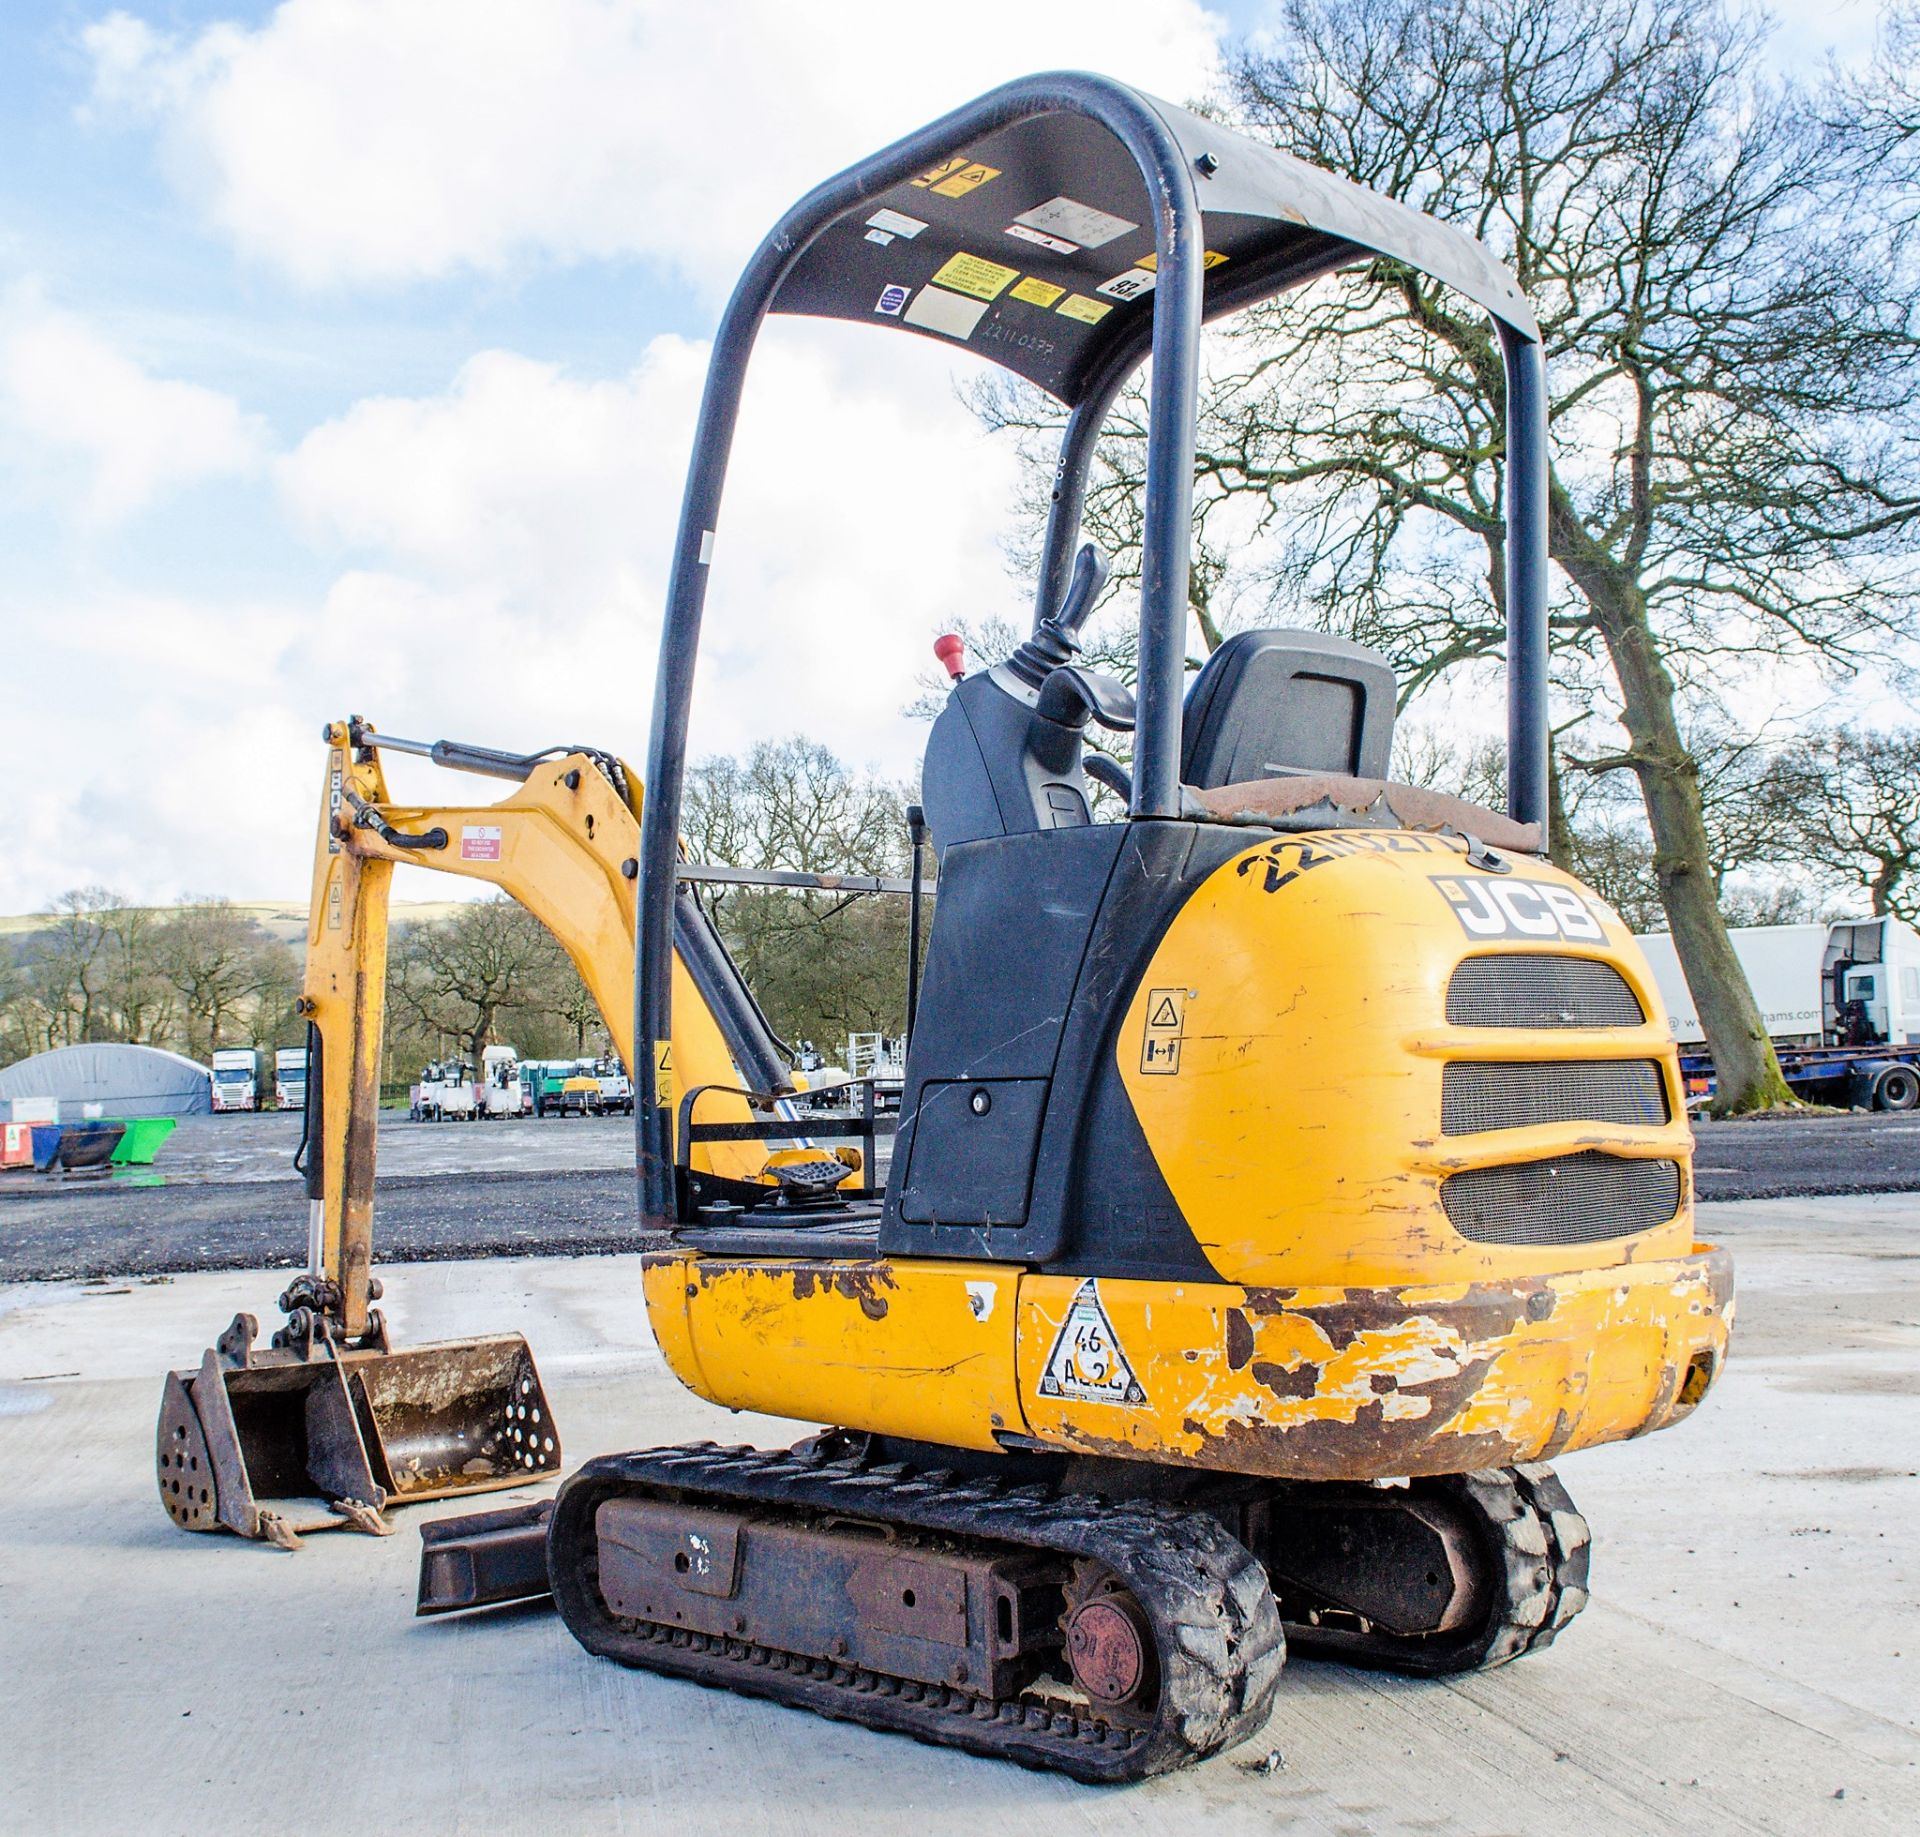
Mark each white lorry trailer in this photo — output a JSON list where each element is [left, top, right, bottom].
[[1635, 915, 1920, 1108], [209, 1046, 266, 1112], [274, 1046, 309, 1112]]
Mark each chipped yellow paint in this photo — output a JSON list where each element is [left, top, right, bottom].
[[1014, 1247, 1732, 1478], [1117, 831, 1697, 1289], [640, 826, 1733, 1483], [644, 1254, 1027, 1451]]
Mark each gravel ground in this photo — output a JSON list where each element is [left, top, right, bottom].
[[1689, 1108, 1920, 1201], [5, 1105, 1918, 1284]]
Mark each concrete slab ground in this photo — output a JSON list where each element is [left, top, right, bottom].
[[3, 1195, 1917, 1836]]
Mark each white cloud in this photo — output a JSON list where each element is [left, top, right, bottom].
[[0, 584, 314, 905], [0, 290, 267, 520], [81, 0, 1223, 289], [277, 321, 1030, 777]]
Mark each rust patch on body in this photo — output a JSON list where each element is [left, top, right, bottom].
[[1225, 1308, 1255, 1371], [1250, 1360, 1321, 1400], [1296, 1284, 1528, 1352], [789, 1262, 898, 1320]]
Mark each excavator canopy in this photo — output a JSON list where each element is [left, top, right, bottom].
[[766, 83, 1538, 404], [635, 72, 1552, 1224]]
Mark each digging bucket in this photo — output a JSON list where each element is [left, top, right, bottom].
[[158, 1314, 560, 1546]]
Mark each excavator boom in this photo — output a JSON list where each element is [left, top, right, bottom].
[[158, 717, 823, 1546]]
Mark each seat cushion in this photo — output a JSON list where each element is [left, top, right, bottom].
[[1192, 774, 1543, 853]]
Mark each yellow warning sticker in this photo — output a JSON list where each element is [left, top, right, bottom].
[[1010, 275, 1065, 308], [1137, 250, 1230, 271], [930, 251, 1018, 301], [911, 157, 1002, 199], [1140, 986, 1186, 1076], [1055, 293, 1112, 325], [654, 1041, 674, 1107]]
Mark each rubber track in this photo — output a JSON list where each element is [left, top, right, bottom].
[[548, 1440, 1285, 1782], [1280, 1462, 1592, 1676]]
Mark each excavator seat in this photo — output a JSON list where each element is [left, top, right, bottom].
[[1180, 629, 1541, 850], [1180, 628, 1397, 788]]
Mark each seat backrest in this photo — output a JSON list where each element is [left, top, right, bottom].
[[1181, 629, 1397, 790]]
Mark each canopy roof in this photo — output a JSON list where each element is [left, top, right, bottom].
[[769, 85, 1537, 404]]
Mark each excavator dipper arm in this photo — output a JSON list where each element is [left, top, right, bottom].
[[158, 717, 793, 1547]]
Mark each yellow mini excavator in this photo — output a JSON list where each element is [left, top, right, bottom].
[[156, 72, 1734, 1778], [403, 73, 1735, 1782], [156, 725, 874, 1546]]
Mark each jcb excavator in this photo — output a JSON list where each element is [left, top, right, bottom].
[[404, 73, 1735, 1782], [157, 726, 876, 1546]]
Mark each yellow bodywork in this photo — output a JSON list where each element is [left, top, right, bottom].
[[646, 828, 1734, 1482]]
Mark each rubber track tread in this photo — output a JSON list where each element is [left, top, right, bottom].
[[1280, 1463, 1591, 1676], [548, 1441, 1285, 1782]]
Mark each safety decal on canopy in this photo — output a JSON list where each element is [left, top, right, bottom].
[[1010, 275, 1065, 307], [1096, 267, 1157, 303], [874, 283, 911, 316], [866, 207, 928, 239], [911, 157, 1001, 198], [1039, 1280, 1147, 1406], [1013, 196, 1137, 248], [904, 286, 989, 340], [1055, 293, 1111, 325], [1137, 250, 1231, 271], [931, 251, 1019, 301]]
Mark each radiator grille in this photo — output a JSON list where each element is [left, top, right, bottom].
[[1447, 955, 1644, 1029], [1441, 1152, 1683, 1246], [1441, 1060, 1669, 1135]]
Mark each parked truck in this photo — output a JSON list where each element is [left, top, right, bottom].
[[274, 1046, 309, 1112], [1636, 916, 1920, 1109], [208, 1046, 267, 1113]]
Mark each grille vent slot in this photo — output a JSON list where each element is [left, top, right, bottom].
[[1441, 1152, 1682, 1246], [1441, 1061, 1669, 1135], [1447, 955, 1644, 1029]]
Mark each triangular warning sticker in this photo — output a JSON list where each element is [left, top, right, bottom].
[[1037, 1280, 1146, 1406], [1147, 995, 1180, 1028]]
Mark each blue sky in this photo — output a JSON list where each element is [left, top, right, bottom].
[[0, 0, 1891, 911]]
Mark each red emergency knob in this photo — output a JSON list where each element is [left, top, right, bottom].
[[933, 633, 967, 682]]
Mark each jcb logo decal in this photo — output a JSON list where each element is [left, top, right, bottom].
[[1432, 875, 1606, 942]]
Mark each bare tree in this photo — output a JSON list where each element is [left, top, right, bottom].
[[1830, 1, 1920, 218], [681, 738, 913, 1052], [389, 899, 567, 1087], [150, 902, 300, 1059], [1774, 727, 1920, 922], [979, 0, 1920, 1110], [30, 887, 120, 1045]]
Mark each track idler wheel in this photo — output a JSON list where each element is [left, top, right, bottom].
[[1268, 1463, 1590, 1676]]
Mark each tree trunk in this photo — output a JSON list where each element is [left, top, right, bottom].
[[1546, 741, 1575, 872], [1573, 566, 1793, 1113], [468, 1015, 492, 1096]]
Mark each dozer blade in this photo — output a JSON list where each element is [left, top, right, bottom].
[[417, 1499, 555, 1614], [156, 1317, 561, 1547]]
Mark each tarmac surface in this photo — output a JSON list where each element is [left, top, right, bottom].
[[7, 1105, 1920, 1283], [3, 1192, 1917, 1835]]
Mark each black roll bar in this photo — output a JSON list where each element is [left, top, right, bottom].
[[632, 72, 1552, 1227]]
